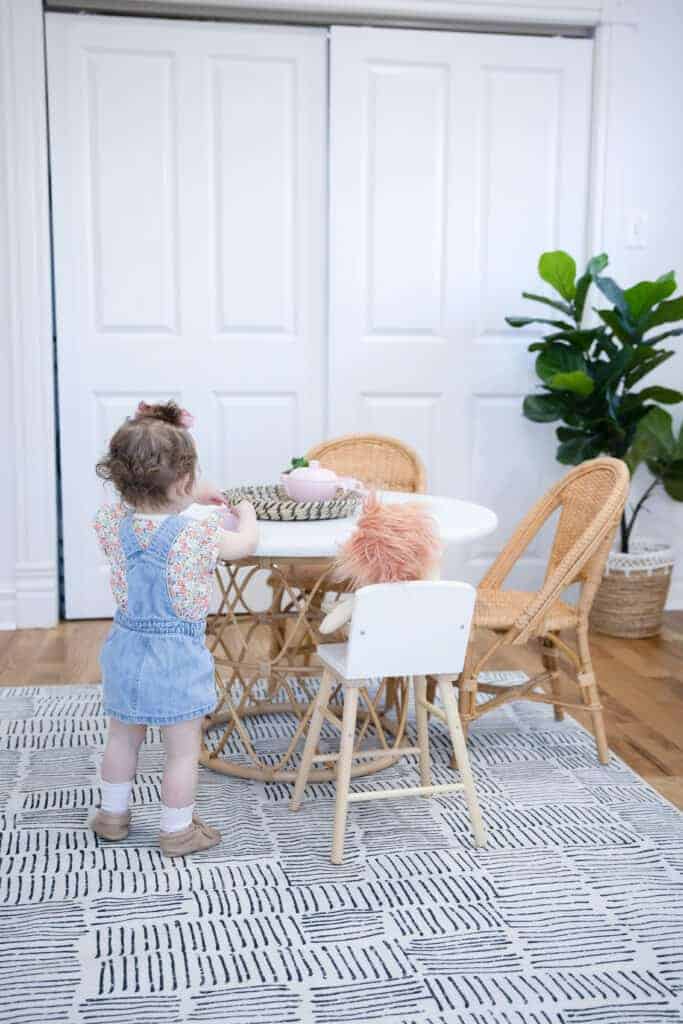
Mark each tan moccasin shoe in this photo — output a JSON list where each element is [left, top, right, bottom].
[[89, 808, 131, 841], [159, 815, 221, 858]]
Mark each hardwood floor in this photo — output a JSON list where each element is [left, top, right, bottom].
[[1, 613, 682, 808]]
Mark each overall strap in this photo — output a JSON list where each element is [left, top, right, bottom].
[[119, 514, 142, 558], [145, 514, 190, 564]]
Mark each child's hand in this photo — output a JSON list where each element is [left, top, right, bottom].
[[193, 479, 226, 506], [235, 500, 256, 522], [217, 501, 259, 561]]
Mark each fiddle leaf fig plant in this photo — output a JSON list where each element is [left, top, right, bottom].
[[506, 251, 683, 552]]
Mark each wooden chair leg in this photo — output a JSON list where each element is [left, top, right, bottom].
[[331, 686, 359, 865], [576, 626, 609, 764], [438, 676, 487, 848], [290, 669, 333, 811], [425, 676, 437, 717], [414, 676, 432, 789], [541, 636, 564, 721]]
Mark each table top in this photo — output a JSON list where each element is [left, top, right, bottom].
[[248, 491, 498, 559]]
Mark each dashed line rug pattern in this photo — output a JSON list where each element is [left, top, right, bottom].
[[1, 677, 682, 1024]]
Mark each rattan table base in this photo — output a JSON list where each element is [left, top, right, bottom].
[[200, 556, 408, 782]]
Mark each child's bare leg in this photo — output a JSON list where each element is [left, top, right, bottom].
[[91, 718, 145, 840], [159, 718, 220, 856], [101, 718, 146, 783], [161, 718, 202, 809]]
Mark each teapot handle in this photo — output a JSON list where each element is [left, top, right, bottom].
[[339, 476, 366, 494]]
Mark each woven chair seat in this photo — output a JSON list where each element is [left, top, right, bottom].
[[475, 589, 578, 633]]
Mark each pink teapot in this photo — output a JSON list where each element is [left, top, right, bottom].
[[280, 460, 363, 502]]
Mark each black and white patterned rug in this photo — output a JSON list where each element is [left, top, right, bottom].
[[1, 677, 682, 1024]]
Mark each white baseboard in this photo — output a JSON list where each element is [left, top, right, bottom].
[[0, 584, 17, 630], [14, 562, 59, 628]]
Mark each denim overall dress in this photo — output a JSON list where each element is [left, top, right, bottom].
[[100, 514, 217, 726]]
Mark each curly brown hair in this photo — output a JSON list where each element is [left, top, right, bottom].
[[96, 401, 197, 509]]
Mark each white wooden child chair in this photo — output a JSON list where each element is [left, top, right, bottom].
[[290, 580, 487, 863]]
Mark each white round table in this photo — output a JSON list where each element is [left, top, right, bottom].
[[253, 491, 498, 559], [201, 492, 497, 781]]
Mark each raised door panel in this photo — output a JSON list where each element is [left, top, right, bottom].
[[48, 14, 326, 617], [330, 27, 593, 583], [211, 57, 297, 337], [86, 50, 179, 334]]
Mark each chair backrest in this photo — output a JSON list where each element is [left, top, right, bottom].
[[344, 580, 476, 680], [307, 433, 427, 493], [544, 458, 629, 588], [480, 457, 629, 643]]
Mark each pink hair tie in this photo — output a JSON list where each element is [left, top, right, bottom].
[[178, 408, 195, 429]]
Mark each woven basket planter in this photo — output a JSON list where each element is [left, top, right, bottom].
[[589, 539, 674, 639]]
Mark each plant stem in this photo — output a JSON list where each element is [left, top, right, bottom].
[[620, 511, 629, 554], [623, 477, 660, 552]]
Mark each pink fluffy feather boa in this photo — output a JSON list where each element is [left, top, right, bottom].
[[332, 492, 442, 587]]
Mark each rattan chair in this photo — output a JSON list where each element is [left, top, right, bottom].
[[307, 433, 427, 493], [449, 457, 629, 764]]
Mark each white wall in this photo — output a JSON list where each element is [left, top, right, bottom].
[[0, 0, 59, 630], [1, 0, 682, 628], [613, 0, 683, 607]]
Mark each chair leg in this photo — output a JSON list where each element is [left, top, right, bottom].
[[331, 686, 359, 865], [414, 676, 432, 790], [541, 636, 564, 721], [577, 626, 610, 765], [290, 669, 333, 811], [425, 676, 437, 716], [438, 677, 487, 848]]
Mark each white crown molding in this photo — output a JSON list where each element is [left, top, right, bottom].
[[44, 0, 641, 30], [0, 0, 59, 629]]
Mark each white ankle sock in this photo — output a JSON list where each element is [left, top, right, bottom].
[[160, 803, 193, 833], [100, 778, 133, 814]]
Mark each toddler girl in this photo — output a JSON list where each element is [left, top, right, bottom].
[[90, 401, 258, 856]]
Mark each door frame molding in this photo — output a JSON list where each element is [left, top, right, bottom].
[[45, 0, 638, 31], [0, 0, 644, 627]]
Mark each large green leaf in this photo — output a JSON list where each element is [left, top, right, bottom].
[[593, 275, 631, 320], [548, 370, 595, 396], [523, 394, 566, 422], [506, 316, 574, 330], [557, 426, 589, 441], [624, 348, 674, 388], [624, 272, 676, 321], [521, 292, 574, 316], [536, 344, 585, 384], [632, 386, 683, 405], [574, 253, 608, 323], [538, 251, 577, 301], [557, 436, 599, 465], [544, 327, 605, 352], [629, 407, 675, 464], [596, 308, 636, 344], [644, 327, 683, 345], [643, 295, 683, 329], [663, 460, 683, 501]]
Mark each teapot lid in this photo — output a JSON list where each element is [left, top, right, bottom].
[[288, 460, 338, 482]]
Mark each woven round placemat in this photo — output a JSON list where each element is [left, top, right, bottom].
[[223, 484, 361, 522], [590, 540, 674, 639]]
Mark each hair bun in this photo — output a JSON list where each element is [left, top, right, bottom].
[[134, 401, 194, 429]]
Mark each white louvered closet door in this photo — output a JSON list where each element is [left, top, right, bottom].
[[47, 15, 326, 617], [329, 26, 593, 586]]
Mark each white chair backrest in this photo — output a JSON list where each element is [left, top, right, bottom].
[[344, 580, 476, 680]]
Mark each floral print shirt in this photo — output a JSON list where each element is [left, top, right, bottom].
[[93, 504, 221, 621]]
